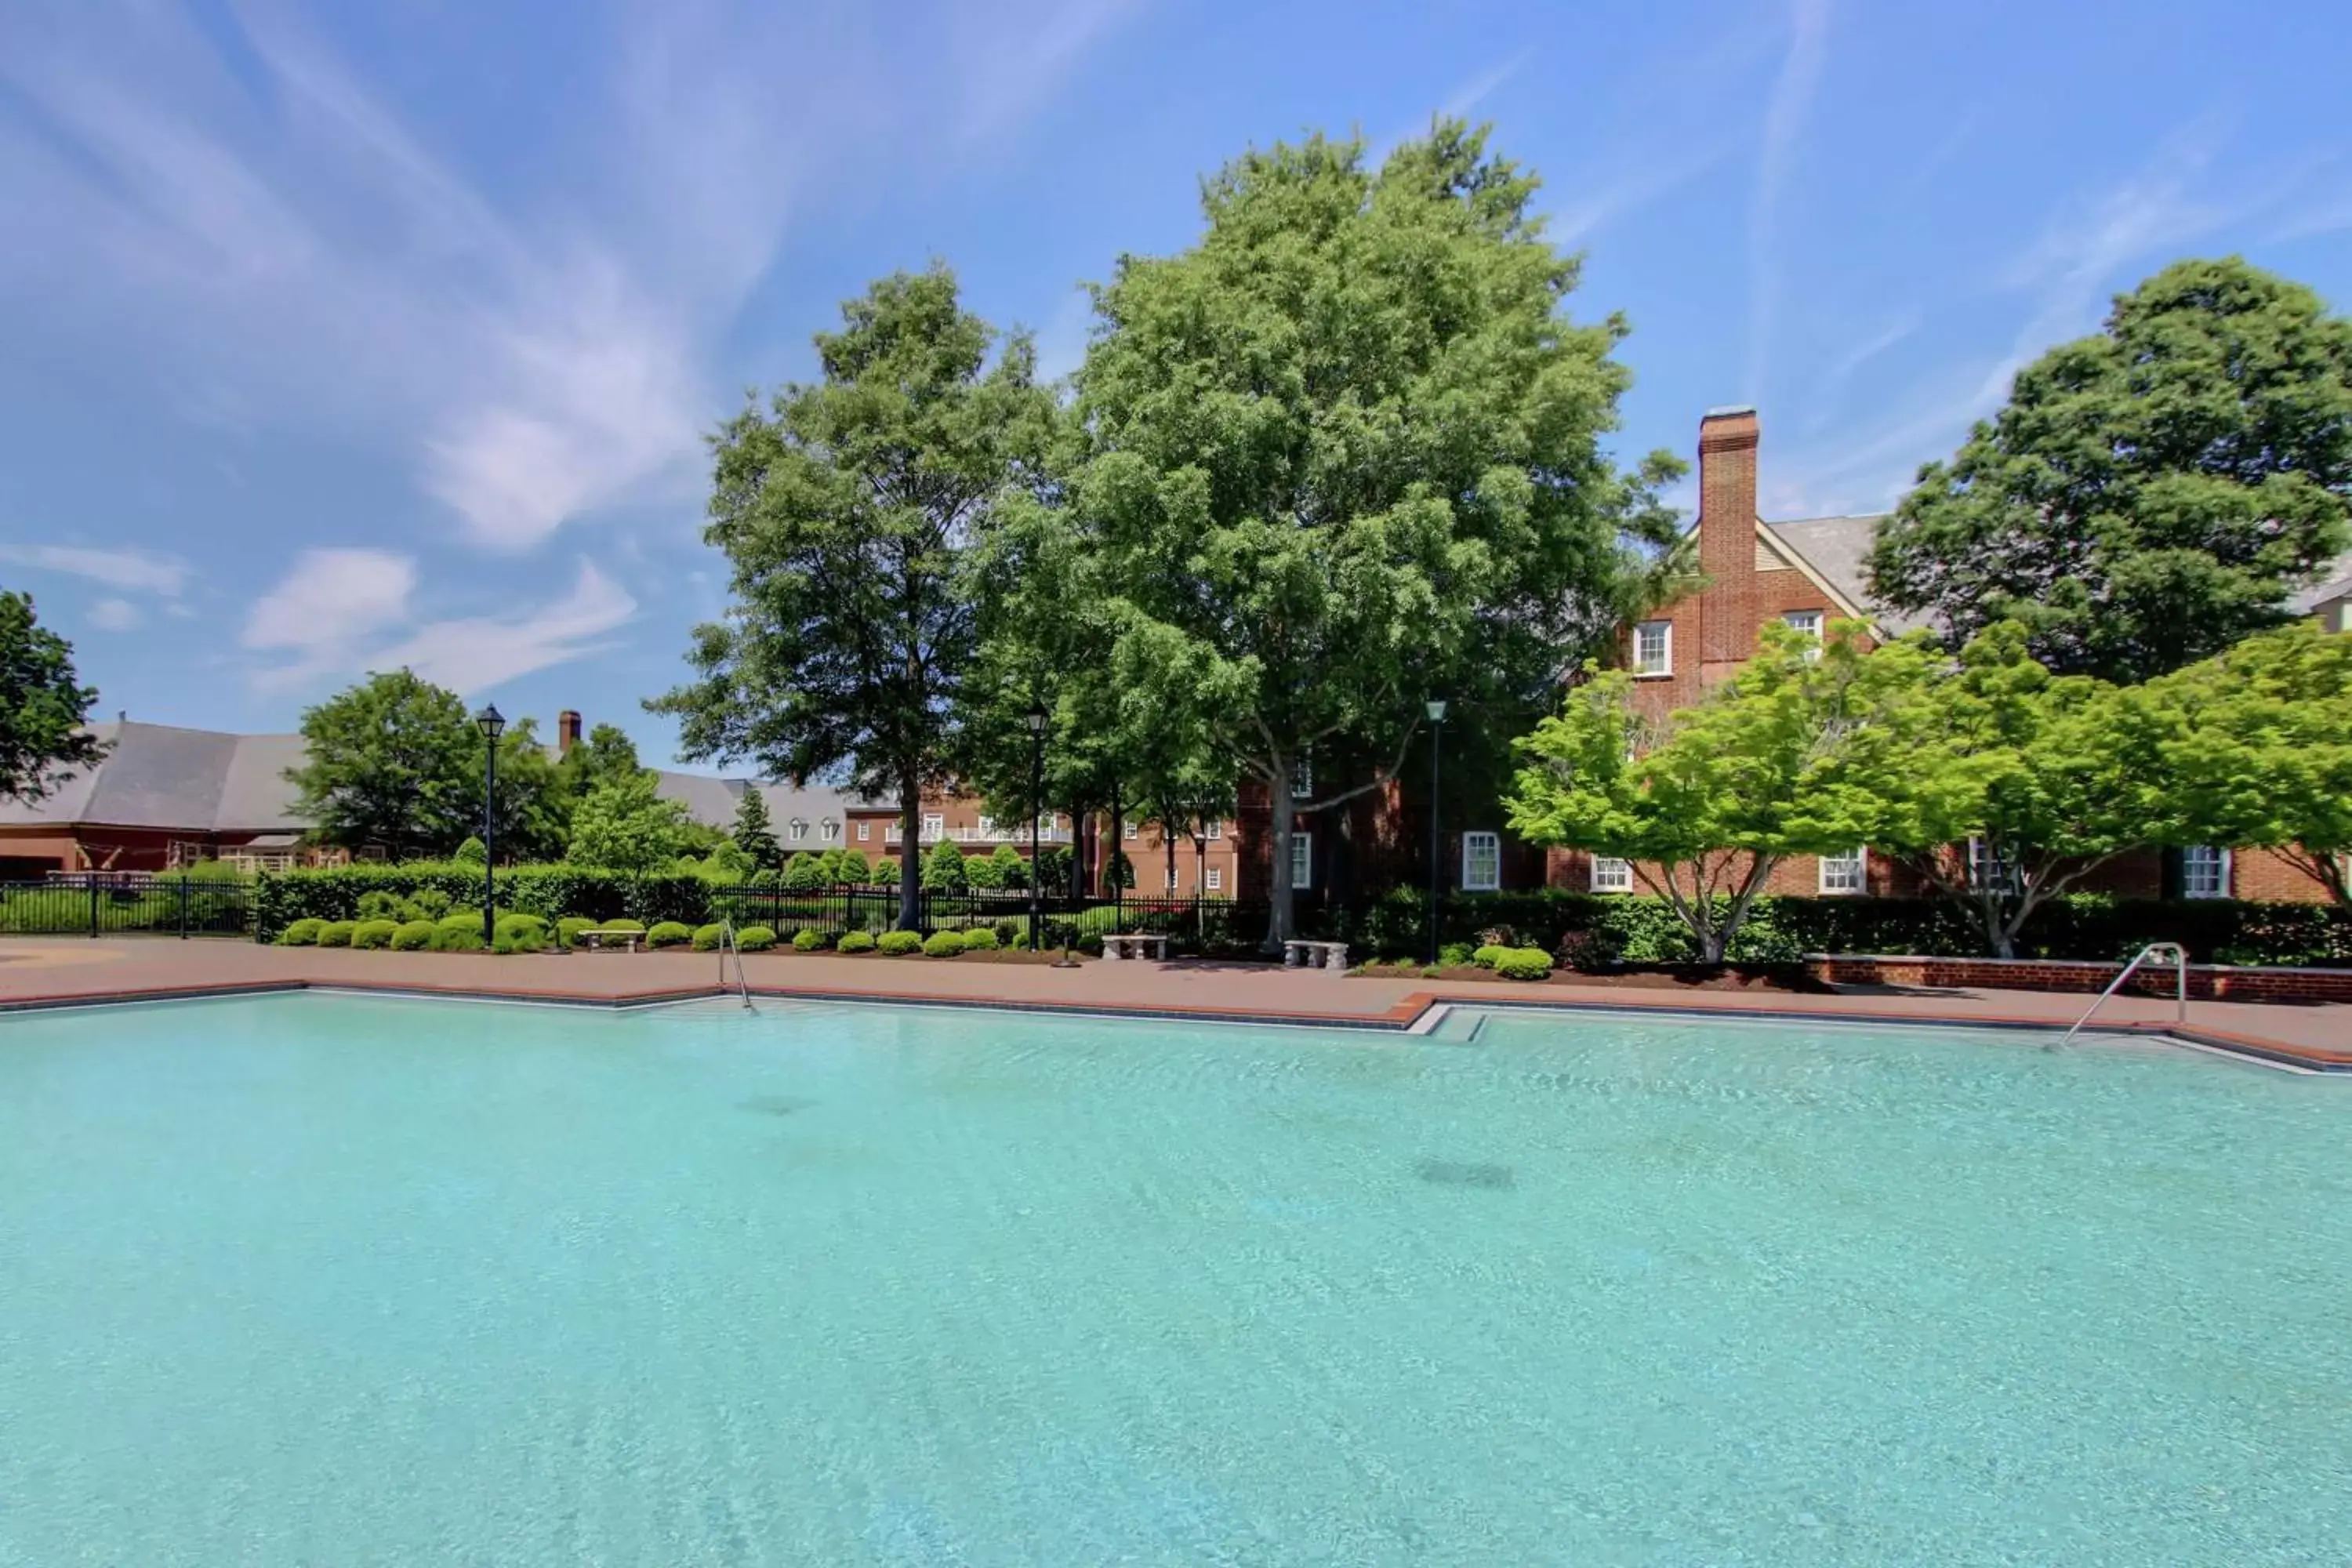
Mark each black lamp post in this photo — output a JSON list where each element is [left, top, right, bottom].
[[474, 702, 505, 948], [1425, 698, 1447, 964], [1024, 701, 1049, 953]]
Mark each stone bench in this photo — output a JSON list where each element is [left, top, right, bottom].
[[1283, 939, 1349, 972], [1101, 933, 1171, 962], [578, 929, 643, 953]]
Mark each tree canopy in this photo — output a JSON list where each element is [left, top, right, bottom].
[[996, 122, 1682, 943], [1507, 622, 1926, 962], [285, 670, 480, 860], [652, 266, 1057, 929], [0, 589, 107, 805], [564, 769, 695, 877], [1869, 257, 2352, 682], [731, 786, 782, 872]]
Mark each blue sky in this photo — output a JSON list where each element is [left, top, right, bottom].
[[3, 0, 2348, 766]]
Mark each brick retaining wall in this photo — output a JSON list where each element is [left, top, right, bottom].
[[1806, 954, 2352, 1005]]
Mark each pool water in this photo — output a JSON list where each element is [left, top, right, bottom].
[[2, 995, 2346, 1565]]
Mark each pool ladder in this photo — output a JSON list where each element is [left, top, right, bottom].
[[2053, 942, 2187, 1050], [718, 918, 756, 1011]]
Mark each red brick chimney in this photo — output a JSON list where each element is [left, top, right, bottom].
[[1697, 405, 1761, 673], [557, 710, 583, 755]]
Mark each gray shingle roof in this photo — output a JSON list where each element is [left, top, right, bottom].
[[1761, 513, 1943, 635], [2289, 552, 2352, 615]]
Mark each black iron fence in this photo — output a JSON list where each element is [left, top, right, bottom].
[[0, 876, 256, 939], [703, 884, 1281, 952]]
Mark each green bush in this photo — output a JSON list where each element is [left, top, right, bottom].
[[356, 891, 408, 923], [791, 927, 826, 952], [351, 919, 399, 949], [1494, 947, 1554, 982], [494, 914, 550, 954], [839, 930, 877, 953], [408, 888, 453, 920], [737, 925, 778, 952], [691, 923, 728, 952], [648, 921, 694, 949], [1076, 931, 1104, 958], [431, 924, 485, 953], [960, 927, 1000, 952], [557, 916, 596, 948], [592, 918, 647, 934], [316, 920, 356, 949], [390, 920, 435, 951], [276, 917, 325, 946], [1439, 942, 1475, 967], [877, 930, 923, 956], [923, 930, 967, 957], [1471, 943, 1505, 969]]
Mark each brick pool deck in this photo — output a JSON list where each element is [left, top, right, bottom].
[[3, 937, 2346, 1070]]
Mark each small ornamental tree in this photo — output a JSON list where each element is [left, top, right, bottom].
[[1508, 622, 1926, 964], [989, 842, 1027, 890], [452, 836, 487, 866], [780, 851, 822, 892], [731, 788, 782, 873], [285, 670, 477, 860], [564, 771, 695, 877], [1849, 622, 2176, 956], [0, 589, 107, 805], [920, 839, 969, 893], [2132, 622, 2352, 905], [872, 855, 900, 887], [964, 845, 1004, 889], [833, 848, 869, 886]]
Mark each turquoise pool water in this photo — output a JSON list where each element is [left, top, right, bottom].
[[1, 995, 2345, 1565]]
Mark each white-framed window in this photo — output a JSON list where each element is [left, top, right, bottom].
[[1165, 864, 1179, 890], [922, 814, 944, 843], [1123, 821, 1138, 840], [1461, 831, 1501, 892], [977, 815, 999, 840], [858, 822, 871, 841], [1591, 856, 1634, 893], [1205, 867, 1223, 892], [1966, 837, 2015, 892], [884, 820, 901, 843], [1291, 760, 1313, 800], [2182, 846, 2230, 899], [1783, 610, 1824, 640], [820, 818, 838, 841], [789, 818, 808, 842], [1632, 620, 1672, 677], [1818, 847, 1866, 895], [1290, 832, 1313, 889], [1207, 820, 1223, 840]]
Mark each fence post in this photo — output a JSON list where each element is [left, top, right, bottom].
[[178, 873, 191, 938], [89, 876, 100, 939]]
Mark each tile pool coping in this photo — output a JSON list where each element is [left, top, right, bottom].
[[2, 971, 2344, 1075]]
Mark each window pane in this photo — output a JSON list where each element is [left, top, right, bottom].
[[2183, 847, 2227, 899], [1592, 856, 1632, 892], [1633, 621, 1671, 675], [1819, 848, 1864, 894], [1206, 868, 1222, 891], [1290, 832, 1312, 888], [1461, 831, 1501, 891]]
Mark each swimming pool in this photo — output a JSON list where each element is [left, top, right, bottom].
[[2, 993, 2344, 1564]]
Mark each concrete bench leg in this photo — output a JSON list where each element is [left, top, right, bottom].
[[1324, 946, 1348, 972]]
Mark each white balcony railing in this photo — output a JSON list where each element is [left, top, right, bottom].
[[881, 822, 1074, 846]]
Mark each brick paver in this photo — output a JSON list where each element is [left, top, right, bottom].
[[2, 938, 2345, 1068]]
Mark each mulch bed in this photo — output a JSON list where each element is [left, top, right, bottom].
[[1359, 962, 1832, 993]]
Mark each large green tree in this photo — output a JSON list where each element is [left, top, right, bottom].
[[480, 717, 568, 863], [2131, 622, 2352, 904], [564, 770, 695, 877], [1846, 622, 2180, 956], [1507, 622, 1926, 964], [1011, 123, 1680, 945], [0, 589, 107, 804], [1870, 257, 2352, 682], [652, 267, 1057, 929], [285, 670, 478, 860]]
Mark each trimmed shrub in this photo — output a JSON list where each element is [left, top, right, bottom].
[[494, 914, 550, 954], [648, 921, 694, 949], [737, 925, 778, 952], [923, 930, 967, 957], [1494, 947, 1554, 982], [390, 920, 435, 951], [791, 927, 826, 952], [1076, 931, 1104, 958], [431, 924, 485, 953], [557, 917, 597, 949], [877, 931, 923, 956], [1438, 942, 1475, 967], [839, 930, 877, 953], [316, 920, 357, 949], [872, 856, 900, 887], [921, 840, 969, 893], [356, 891, 407, 923], [277, 918, 325, 947], [408, 888, 453, 920], [351, 919, 400, 950], [691, 923, 728, 953], [1471, 944, 1506, 969], [960, 927, 1000, 952], [592, 918, 647, 934]]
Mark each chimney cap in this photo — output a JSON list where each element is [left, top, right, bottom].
[[1702, 404, 1759, 419]]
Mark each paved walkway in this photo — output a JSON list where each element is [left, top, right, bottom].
[[3, 937, 2346, 1069]]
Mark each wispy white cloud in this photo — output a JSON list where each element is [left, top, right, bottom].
[[0, 1, 1134, 554], [372, 561, 637, 695], [1744, 0, 1833, 404], [87, 598, 144, 632], [0, 543, 193, 597], [243, 548, 418, 665]]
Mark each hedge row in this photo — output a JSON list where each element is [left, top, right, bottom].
[[1328, 889, 2352, 968], [255, 866, 743, 942]]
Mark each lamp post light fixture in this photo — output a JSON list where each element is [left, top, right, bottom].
[[1023, 701, 1049, 953], [1425, 698, 1447, 965], [474, 702, 506, 949]]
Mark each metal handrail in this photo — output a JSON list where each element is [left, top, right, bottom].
[[718, 918, 755, 1011], [2053, 942, 2188, 1049]]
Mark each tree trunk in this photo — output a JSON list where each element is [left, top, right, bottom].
[[1264, 758, 1295, 951], [897, 779, 921, 931]]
